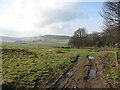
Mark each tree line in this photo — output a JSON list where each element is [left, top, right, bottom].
[[68, 27, 118, 48], [69, 1, 120, 48]]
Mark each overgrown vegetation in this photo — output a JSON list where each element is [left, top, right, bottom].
[[2, 44, 120, 88], [69, 2, 120, 48], [68, 26, 118, 48], [2, 45, 101, 88], [1, 1, 120, 89], [103, 53, 120, 87]]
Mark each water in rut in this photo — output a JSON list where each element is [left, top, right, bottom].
[[51, 56, 111, 89]]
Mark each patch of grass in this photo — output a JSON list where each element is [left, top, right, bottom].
[[117, 50, 120, 59], [2, 45, 105, 88], [104, 53, 120, 83]]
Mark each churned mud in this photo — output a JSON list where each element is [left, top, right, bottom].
[[50, 55, 117, 89]]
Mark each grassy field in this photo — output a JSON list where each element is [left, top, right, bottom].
[[2, 39, 69, 48], [1, 45, 120, 88]]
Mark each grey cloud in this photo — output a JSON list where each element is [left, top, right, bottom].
[[38, 3, 86, 27], [0, 27, 19, 37], [49, 22, 75, 36]]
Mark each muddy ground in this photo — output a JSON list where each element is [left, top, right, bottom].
[[2, 49, 119, 89], [50, 54, 119, 89]]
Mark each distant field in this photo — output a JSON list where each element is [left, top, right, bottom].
[[2, 39, 69, 48]]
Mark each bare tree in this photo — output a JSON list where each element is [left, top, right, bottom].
[[101, 1, 120, 27], [100, 1, 120, 48], [68, 28, 87, 48], [100, 1, 120, 63], [74, 28, 87, 37]]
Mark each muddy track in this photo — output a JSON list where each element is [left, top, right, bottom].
[[50, 56, 111, 89]]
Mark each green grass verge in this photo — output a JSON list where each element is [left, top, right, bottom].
[[2, 45, 119, 88]]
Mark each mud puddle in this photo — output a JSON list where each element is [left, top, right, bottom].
[[50, 55, 111, 89]]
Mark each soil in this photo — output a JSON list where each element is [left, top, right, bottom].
[[2, 48, 37, 57], [50, 55, 118, 89], [2, 48, 119, 89]]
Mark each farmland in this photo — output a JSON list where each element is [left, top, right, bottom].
[[2, 45, 90, 88], [1, 1, 120, 89], [1, 35, 70, 48], [1, 44, 120, 89]]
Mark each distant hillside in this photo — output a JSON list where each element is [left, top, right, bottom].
[[41, 35, 70, 40], [1, 36, 19, 40], [0, 36, 21, 43], [1, 35, 70, 43]]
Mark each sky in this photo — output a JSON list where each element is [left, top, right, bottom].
[[0, 0, 105, 37]]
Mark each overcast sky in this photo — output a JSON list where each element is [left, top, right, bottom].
[[0, 0, 105, 37]]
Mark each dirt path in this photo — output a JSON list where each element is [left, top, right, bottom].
[[51, 56, 111, 89]]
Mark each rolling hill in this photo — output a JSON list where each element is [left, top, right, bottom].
[[1, 35, 71, 48], [1, 35, 70, 42], [41, 35, 70, 40]]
